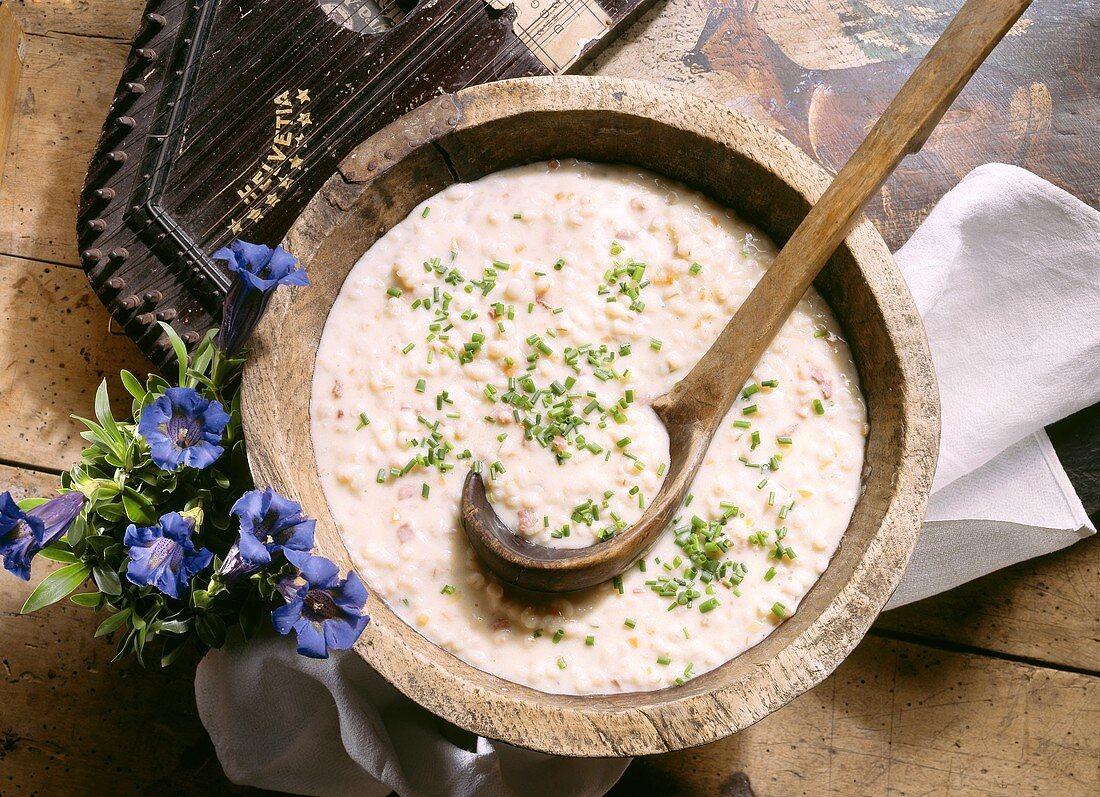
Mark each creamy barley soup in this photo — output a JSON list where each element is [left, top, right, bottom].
[[312, 160, 866, 694]]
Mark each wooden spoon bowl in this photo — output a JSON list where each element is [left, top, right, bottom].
[[243, 76, 939, 756]]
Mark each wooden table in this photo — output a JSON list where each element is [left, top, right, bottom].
[[1, 1, 1096, 794]]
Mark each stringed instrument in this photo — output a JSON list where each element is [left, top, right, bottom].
[[77, 0, 656, 364]]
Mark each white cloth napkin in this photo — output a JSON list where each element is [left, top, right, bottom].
[[886, 163, 1098, 606], [195, 163, 1098, 794]]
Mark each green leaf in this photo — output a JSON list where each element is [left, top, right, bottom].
[[92, 564, 123, 596], [16, 497, 49, 510], [94, 380, 123, 444], [195, 611, 227, 648], [36, 546, 79, 564], [159, 321, 189, 386], [95, 607, 131, 637], [69, 592, 103, 607], [122, 489, 157, 525], [20, 563, 92, 614], [153, 618, 192, 635], [96, 502, 128, 523], [160, 636, 192, 667], [65, 513, 88, 547], [119, 369, 146, 400]]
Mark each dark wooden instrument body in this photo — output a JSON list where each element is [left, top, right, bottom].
[[77, 0, 654, 364]]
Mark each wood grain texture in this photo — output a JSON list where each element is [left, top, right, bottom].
[[876, 533, 1100, 672], [0, 28, 128, 266], [613, 635, 1099, 797], [0, 253, 147, 471], [6, 0, 141, 39]]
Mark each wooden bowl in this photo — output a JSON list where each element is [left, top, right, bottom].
[[243, 76, 939, 756]]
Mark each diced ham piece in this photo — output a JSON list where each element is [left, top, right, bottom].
[[397, 524, 415, 544], [398, 484, 416, 500], [810, 367, 833, 399], [332, 381, 344, 398], [490, 618, 510, 631], [517, 509, 539, 534]]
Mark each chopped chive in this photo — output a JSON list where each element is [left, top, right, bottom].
[[402, 342, 415, 355], [699, 598, 719, 613], [440, 584, 456, 595], [813, 328, 828, 338], [557, 657, 567, 670], [813, 399, 826, 415], [356, 412, 371, 430], [743, 383, 759, 398], [552, 628, 565, 644], [689, 262, 702, 275], [613, 575, 624, 594], [421, 206, 431, 218], [624, 618, 636, 629], [657, 655, 671, 666], [585, 635, 595, 646], [742, 404, 758, 415], [616, 437, 631, 448], [764, 566, 777, 582], [415, 379, 426, 393], [733, 420, 751, 428], [421, 483, 430, 499], [375, 468, 386, 483], [650, 338, 663, 351], [771, 602, 787, 618], [751, 430, 761, 449], [777, 436, 793, 446], [762, 379, 779, 388], [386, 286, 402, 298], [512, 212, 522, 220]]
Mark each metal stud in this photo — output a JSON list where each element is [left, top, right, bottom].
[[142, 290, 163, 304], [120, 295, 141, 310], [136, 313, 156, 326], [86, 219, 107, 233], [182, 331, 201, 345], [81, 248, 103, 263], [155, 308, 177, 322], [116, 116, 136, 131], [106, 277, 126, 291], [107, 150, 127, 164], [144, 12, 167, 27], [125, 82, 146, 95], [94, 187, 116, 200], [136, 48, 157, 61], [108, 247, 129, 261]]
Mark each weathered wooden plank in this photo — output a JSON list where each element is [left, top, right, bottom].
[[0, 253, 148, 472], [877, 534, 1100, 673], [0, 29, 128, 265], [614, 635, 1100, 797], [7, 0, 141, 41]]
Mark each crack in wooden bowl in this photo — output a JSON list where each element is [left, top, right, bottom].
[[241, 76, 939, 756]]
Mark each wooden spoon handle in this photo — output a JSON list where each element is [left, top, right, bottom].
[[656, 0, 1031, 428]]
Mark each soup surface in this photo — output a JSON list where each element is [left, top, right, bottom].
[[312, 160, 866, 694]]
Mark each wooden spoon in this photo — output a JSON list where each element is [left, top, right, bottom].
[[461, 0, 1032, 593]]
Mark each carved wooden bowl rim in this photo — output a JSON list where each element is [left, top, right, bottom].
[[242, 76, 939, 756]]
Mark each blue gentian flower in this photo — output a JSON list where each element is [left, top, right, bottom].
[[217, 488, 316, 580], [138, 387, 230, 472], [213, 240, 309, 356], [124, 512, 213, 599], [0, 491, 84, 580], [272, 550, 369, 659]]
